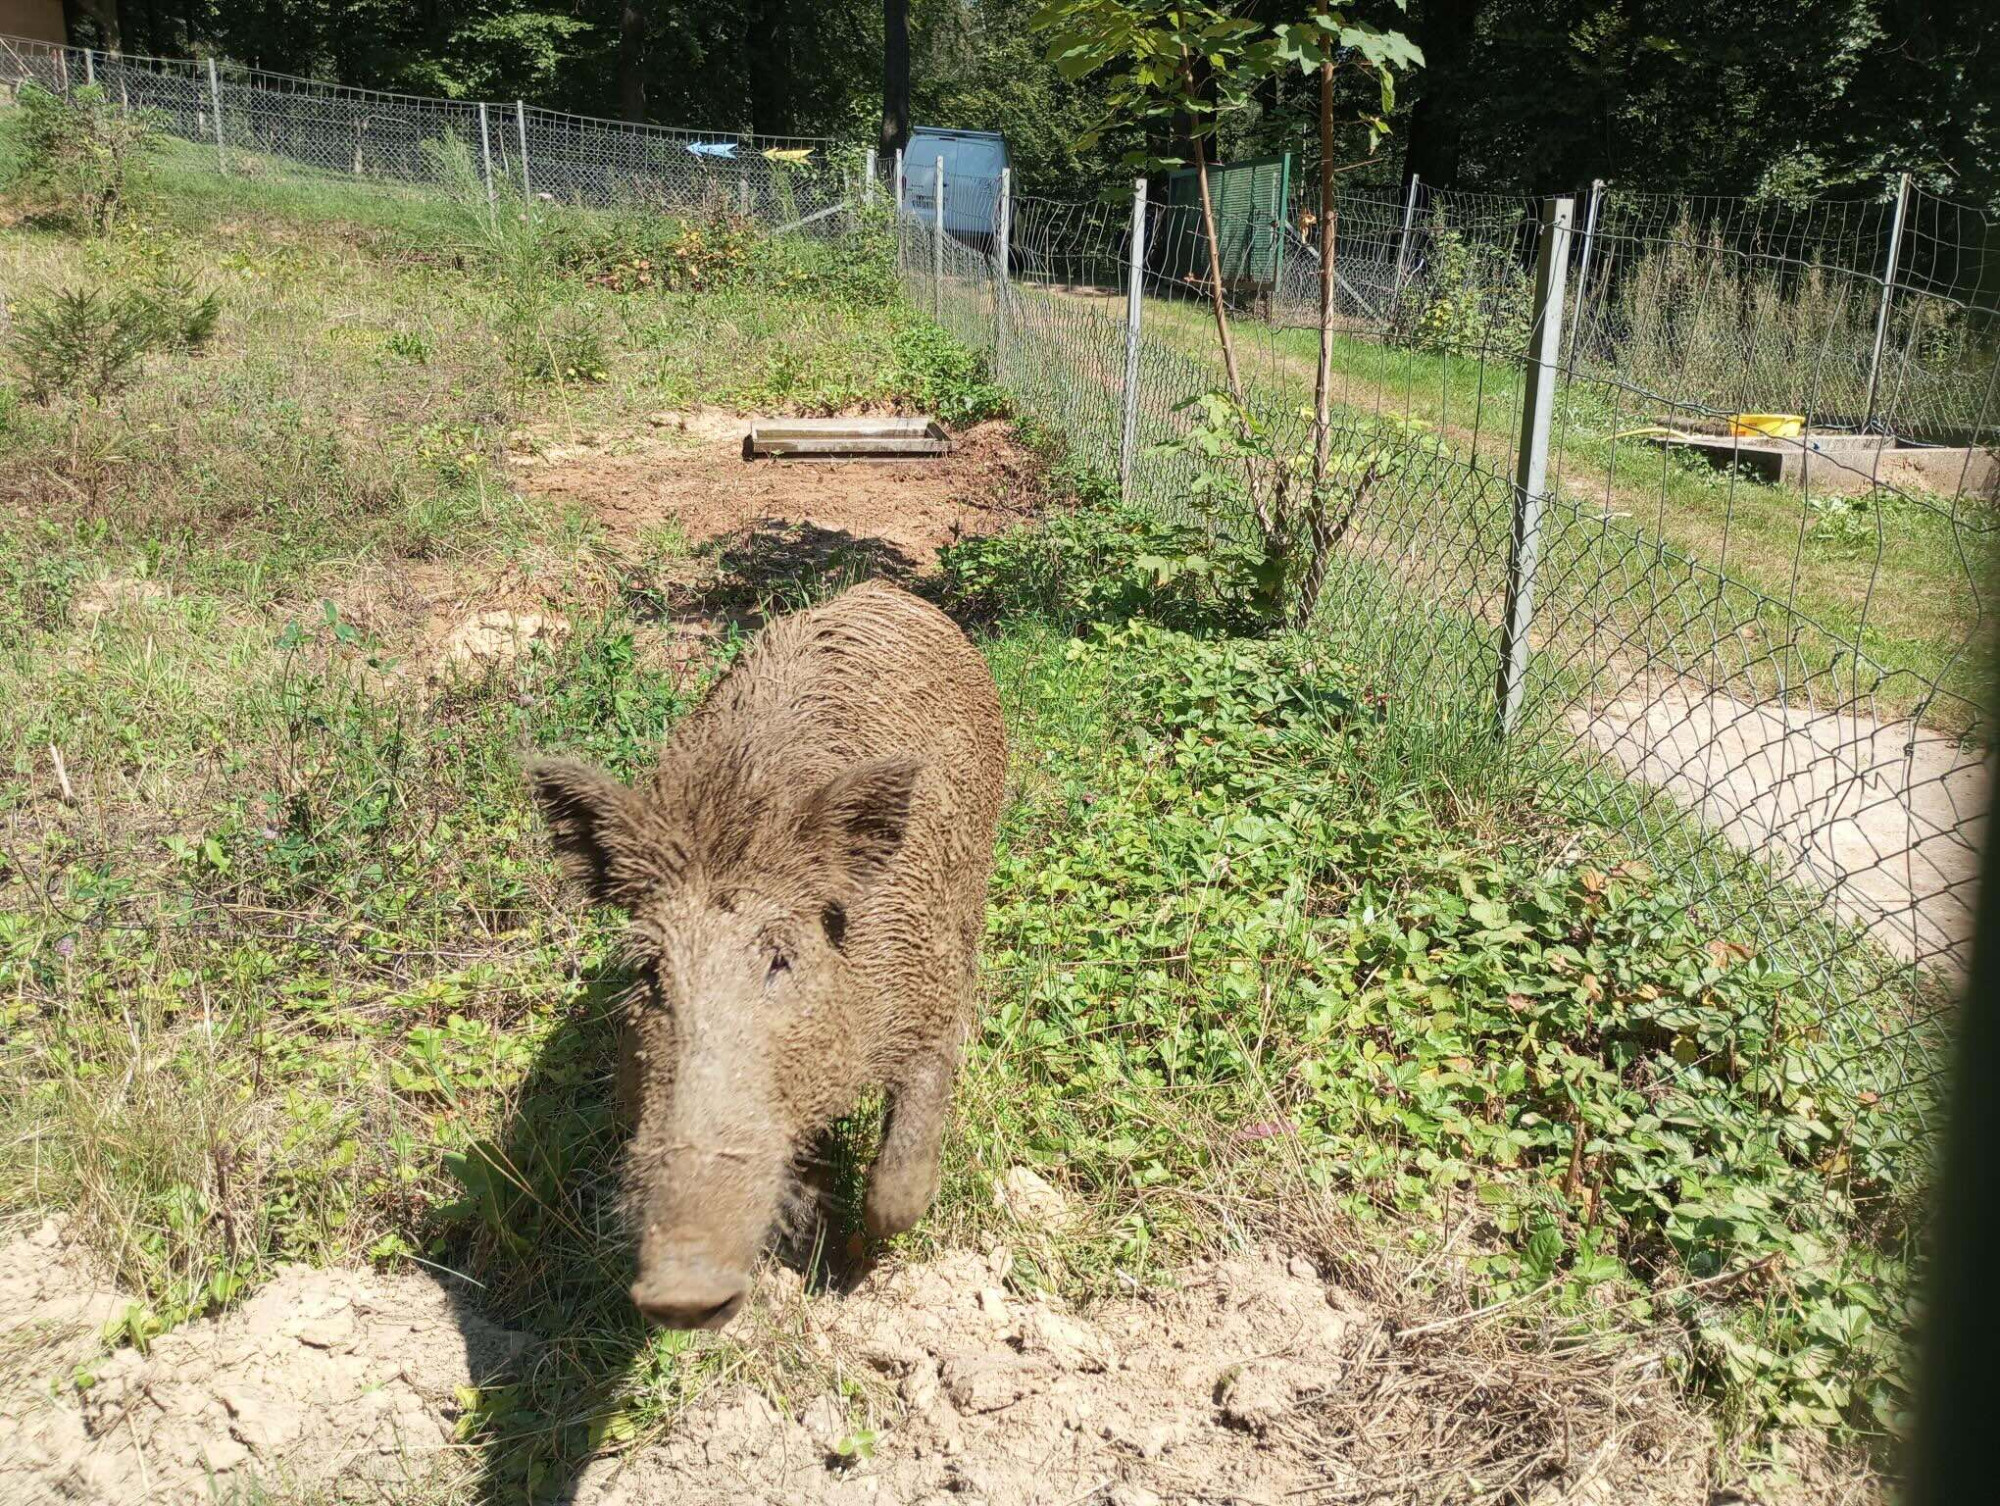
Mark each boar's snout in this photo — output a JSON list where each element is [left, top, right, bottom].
[[630, 1244, 749, 1330]]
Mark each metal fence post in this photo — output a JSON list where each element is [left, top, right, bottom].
[[864, 148, 877, 202], [1863, 172, 1913, 435], [932, 156, 945, 322], [894, 148, 905, 212], [994, 167, 1012, 373], [477, 102, 495, 207], [1494, 195, 1574, 739], [83, 49, 94, 88], [1563, 177, 1605, 376], [1119, 177, 1148, 498], [57, 48, 67, 94], [515, 101, 531, 198], [1392, 172, 1420, 294], [206, 56, 225, 172]]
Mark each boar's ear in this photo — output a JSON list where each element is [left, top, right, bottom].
[[527, 758, 659, 908], [800, 758, 920, 897]]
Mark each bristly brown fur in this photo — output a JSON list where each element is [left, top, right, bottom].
[[530, 580, 1007, 1321]]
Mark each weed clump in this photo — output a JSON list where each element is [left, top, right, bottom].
[[891, 323, 1008, 425], [942, 496, 1268, 635], [7, 272, 221, 402], [8, 83, 160, 235], [1390, 214, 1534, 358]]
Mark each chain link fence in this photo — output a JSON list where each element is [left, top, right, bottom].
[[2, 30, 1990, 1114], [884, 152, 1993, 1126], [0, 32, 852, 222]]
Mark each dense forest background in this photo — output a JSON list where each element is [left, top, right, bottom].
[[51, 1, 1999, 206]]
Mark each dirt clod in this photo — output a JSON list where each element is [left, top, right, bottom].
[[74, 576, 171, 619], [994, 1164, 1072, 1228]]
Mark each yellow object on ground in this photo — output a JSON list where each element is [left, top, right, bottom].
[[1729, 413, 1805, 438]]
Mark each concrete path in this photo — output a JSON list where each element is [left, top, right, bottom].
[[1573, 685, 1988, 975]]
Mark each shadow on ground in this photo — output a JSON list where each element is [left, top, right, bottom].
[[631, 517, 928, 626], [434, 964, 642, 1502]]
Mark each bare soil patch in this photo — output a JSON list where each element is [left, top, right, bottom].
[[1, 1224, 1871, 1506], [510, 411, 1040, 575], [1, 1220, 525, 1505]]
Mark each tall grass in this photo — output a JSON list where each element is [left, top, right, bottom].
[[1601, 211, 1994, 439]]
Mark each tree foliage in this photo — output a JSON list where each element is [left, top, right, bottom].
[[58, 0, 1996, 206]]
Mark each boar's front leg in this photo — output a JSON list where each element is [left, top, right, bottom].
[[863, 1048, 956, 1240], [614, 1015, 641, 1132]]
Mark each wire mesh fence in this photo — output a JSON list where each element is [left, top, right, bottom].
[[2, 29, 1990, 1116], [887, 157, 1992, 1130], [0, 32, 853, 221]]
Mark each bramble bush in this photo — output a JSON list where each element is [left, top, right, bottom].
[[983, 606, 1920, 1439], [890, 323, 1008, 425], [941, 496, 1268, 634]]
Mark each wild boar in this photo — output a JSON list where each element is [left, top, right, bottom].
[[529, 580, 1005, 1329]]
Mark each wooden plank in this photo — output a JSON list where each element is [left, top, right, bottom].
[[750, 417, 941, 438], [760, 438, 956, 456], [746, 415, 951, 460]]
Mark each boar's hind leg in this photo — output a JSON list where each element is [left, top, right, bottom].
[[864, 1049, 956, 1241]]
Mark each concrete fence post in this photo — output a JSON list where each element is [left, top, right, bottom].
[[1863, 172, 1913, 435], [57, 47, 68, 94], [932, 156, 945, 322], [1563, 177, 1606, 376], [1494, 195, 1575, 739], [83, 49, 94, 88], [515, 100, 531, 198], [477, 102, 495, 207], [994, 167, 1013, 373], [864, 148, 877, 202], [207, 56, 225, 172], [1392, 172, 1420, 295], [1119, 177, 1149, 498]]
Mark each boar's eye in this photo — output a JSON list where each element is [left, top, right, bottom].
[[820, 901, 847, 950]]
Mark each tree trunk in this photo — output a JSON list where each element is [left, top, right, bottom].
[[1191, 134, 1245, 407], [746, 0, 787, 137], [68, 0, 122, 49], [879, 0, 910, 158], [618, 3, 648, 123], [1311, 45, 1336, 494], [1192, 131, 1273, 551]]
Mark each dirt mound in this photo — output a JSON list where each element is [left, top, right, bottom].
[[511, 414, 1039, 572], [574, 1248, 1725, 1506], [2, 1226, 1858, 1505]]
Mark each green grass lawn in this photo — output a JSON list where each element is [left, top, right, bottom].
[[0, 122, 1932, 1498]]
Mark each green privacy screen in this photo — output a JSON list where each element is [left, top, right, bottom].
[[1159, 153, 1292, 293]]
